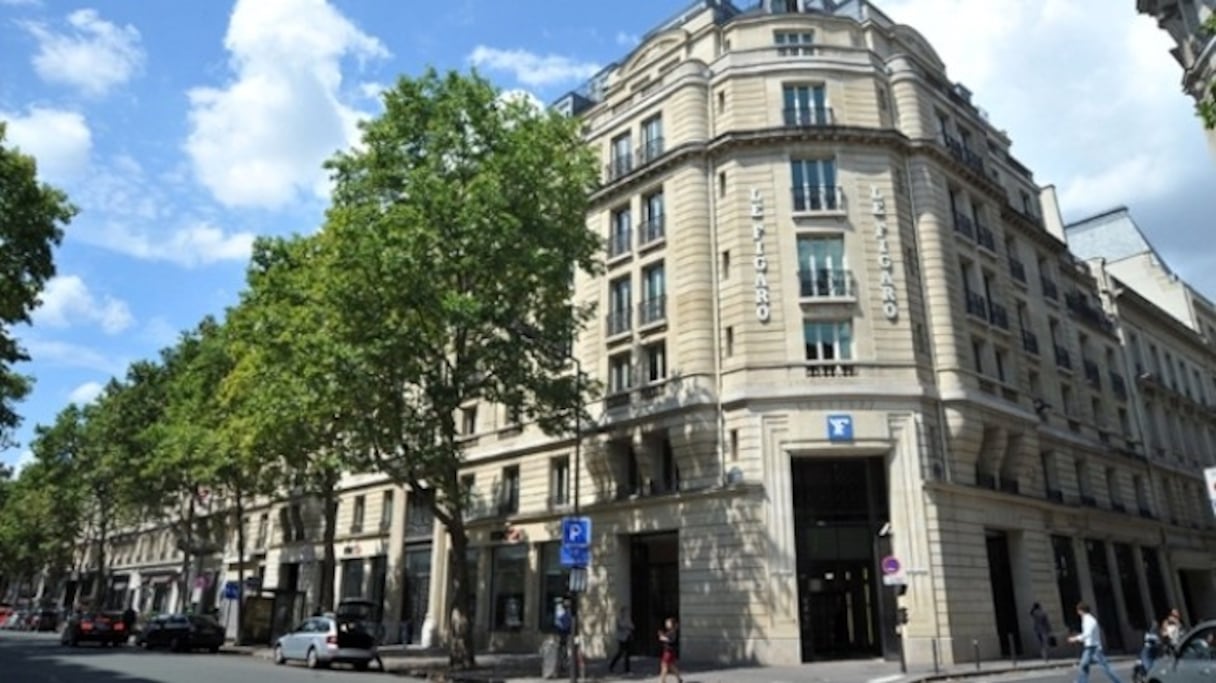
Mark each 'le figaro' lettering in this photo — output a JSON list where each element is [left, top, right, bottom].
[[751, 188, 771, 323], [871, 185, 898, 321]]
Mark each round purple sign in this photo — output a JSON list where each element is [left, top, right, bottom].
[[881, 555, 901, 575]]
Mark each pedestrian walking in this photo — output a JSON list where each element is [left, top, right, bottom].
[[1068, 602, 1124, 683], [608, 606, 634, 673], [1030, 602, 1055, 662], [658, 617, 683, 683], [1161, 608, 1185, 654], [554, 598, 573, 671]]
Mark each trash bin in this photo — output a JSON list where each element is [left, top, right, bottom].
[[540, 637, 561, 679]]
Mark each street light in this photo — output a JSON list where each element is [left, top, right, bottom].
[[511, 323, 584, 683]]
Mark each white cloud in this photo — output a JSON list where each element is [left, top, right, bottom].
[[880, 1, 1216, 223], [615, 31, 640, 48], [0, 107, 92, 184], [498, 88, 545, 114], [68, 381, 104, 405], [32, 275, 134, 334], [359, 81, 387, 100], [23, 8, 144, 96], [12, 450, 35, 475], [23, 338, 125, 374], [468, 46, 600, 88], [184, 0, 389, 210], [91, 220, 255, 268]]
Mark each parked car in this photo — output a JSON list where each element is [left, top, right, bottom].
[[136, 613, 224, 653], [1147, 619, 1216, 683], [273, 615, 378, 670], [29, 609, 60, 632], [336, 599, 385, 643], [60, 612, 129, 646]]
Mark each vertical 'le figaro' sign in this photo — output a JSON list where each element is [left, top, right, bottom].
[[751, 188, 771, 323], [871, 185, 898, 321]]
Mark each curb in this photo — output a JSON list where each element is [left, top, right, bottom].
[[909, 655, 1135, 683]]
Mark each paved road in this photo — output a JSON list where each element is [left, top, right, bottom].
[[944, 660, 1137, 683], [0, 630, 384, 682]]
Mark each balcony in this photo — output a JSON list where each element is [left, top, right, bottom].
[[953, 211, 975, 239], [1083, 359, 1101, 388], [1040, 275, 1059, 301], [1047, 488, 1064, 503], [607, 230, 631, 259], [964, 290, 988, 320], [639, 215, 665, 247], [783, 106, 834, 127], [792, 185, 843, 213], [798, 269, 855, 298], [1064, 292, 1116, 334], [606, 309, 632, 337], [805, 361, 857, 377], [1110, 371, 1127, 400], [942, 133, 985, 174], [638, 296, 667, 326], [1080, 494, 1098, 508], [636, 137, 665, 166], [988, 301, 1010, 330], [975, 223, 996, 252], [1054, 344, 1072, 370], [605, 153, 633, 182], [1009, 257, 1026, 283], [1021, 329, 1039, 355]]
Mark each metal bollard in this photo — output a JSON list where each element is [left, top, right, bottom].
[[931, 638, 940, 675], [973, 639, 981, 670], [1009, 633, 1017, 668]]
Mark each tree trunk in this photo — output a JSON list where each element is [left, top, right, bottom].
[[446, 518, 475, 670], [234, 486, 246, 644], [176, 496, 196, 612], [318, 479, 338, 612], [91, 513, 108, 609]]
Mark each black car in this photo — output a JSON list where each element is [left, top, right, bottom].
[[61, 612, 130, 646], [137, 614, 224, 653]]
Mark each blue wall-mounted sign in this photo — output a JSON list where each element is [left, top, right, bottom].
[[827, 414, 854, 442]]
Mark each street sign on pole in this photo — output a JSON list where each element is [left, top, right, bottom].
[[222, 581, 240, 600], [568, 567, 588, 593], [561, 517, 592, 548], [560, 545, 591, 568], [881, 555, 901, 575]]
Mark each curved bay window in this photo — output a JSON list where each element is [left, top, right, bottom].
[[491, 544, 527, 631]]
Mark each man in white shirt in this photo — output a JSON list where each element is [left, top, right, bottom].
[[1068, 602, 1125, 683]]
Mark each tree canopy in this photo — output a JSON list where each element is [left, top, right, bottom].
[[0, 123, 75, 446]]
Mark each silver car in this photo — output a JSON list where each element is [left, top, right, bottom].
[[1147, 619, 1216, 683], [273, 615, 378, 671]]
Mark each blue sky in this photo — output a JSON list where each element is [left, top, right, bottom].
[[1, 0, 1215, 471]]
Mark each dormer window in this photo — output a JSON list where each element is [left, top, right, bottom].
[[770, 0, 801, 12], [775, 31, 814, 56]]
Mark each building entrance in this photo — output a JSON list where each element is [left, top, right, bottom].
[[985, 530, 1022, 656], [630, 532, 679, 657], [792, 457, 890, 662]]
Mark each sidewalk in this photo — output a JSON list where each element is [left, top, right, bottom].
[[225, 643, 1132, 682]]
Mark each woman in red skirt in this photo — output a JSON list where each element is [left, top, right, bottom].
[[658, 617, 683, 683]]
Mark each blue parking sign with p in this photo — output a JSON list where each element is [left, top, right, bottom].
[[561, 516, 591, 548]]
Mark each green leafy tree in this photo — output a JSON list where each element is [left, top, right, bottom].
[[0, 123, 76, 447], [225, 237, 350, 614], [1201, 15, 1216, 129], [0, 455, 83, 600], [317, 70, 600, 667]]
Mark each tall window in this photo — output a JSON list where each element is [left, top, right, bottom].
[[609, 205, 631, 257], [380, 490, 394, 531], [500, 465, 520, 515], [803, 320, 852, 362], [783, 84, 828, 125], [609, 352, 633, 393], [774, 30, 814, 56], [608, 276, 632, 335], [461, 406, 477, 436], [790, 158, 838, 211], [609, 132, 632, 178], [797, 235, 847, 296], [641, 190, 664, 244], [644, 341, 667, 382], [538, 543, 571, 632], [351, 495, 366, 534], [256, 513, 268, 549], [491, 544, 527, 630], [550, 456, 570, 507], [641, 263, 666, 324], [341, 558, 364, 599], [640, 115, 663, 162]]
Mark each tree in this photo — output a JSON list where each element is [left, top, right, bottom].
[[316, 70, 601, 668], [0, 123, 76, 447], [224, 236, 351, 614], [0, 454, 83, 600], [1201, 15, 1216, 129]]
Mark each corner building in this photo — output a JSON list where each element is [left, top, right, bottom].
[[437, 0, 1216, 668]]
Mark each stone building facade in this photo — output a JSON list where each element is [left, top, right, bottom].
[[1137, 0, 1216, 156], [48, 0, 1216, 670]]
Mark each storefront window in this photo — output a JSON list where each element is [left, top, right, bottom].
[[491, 544, 528, 630], [538, 542, 570, 632]]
